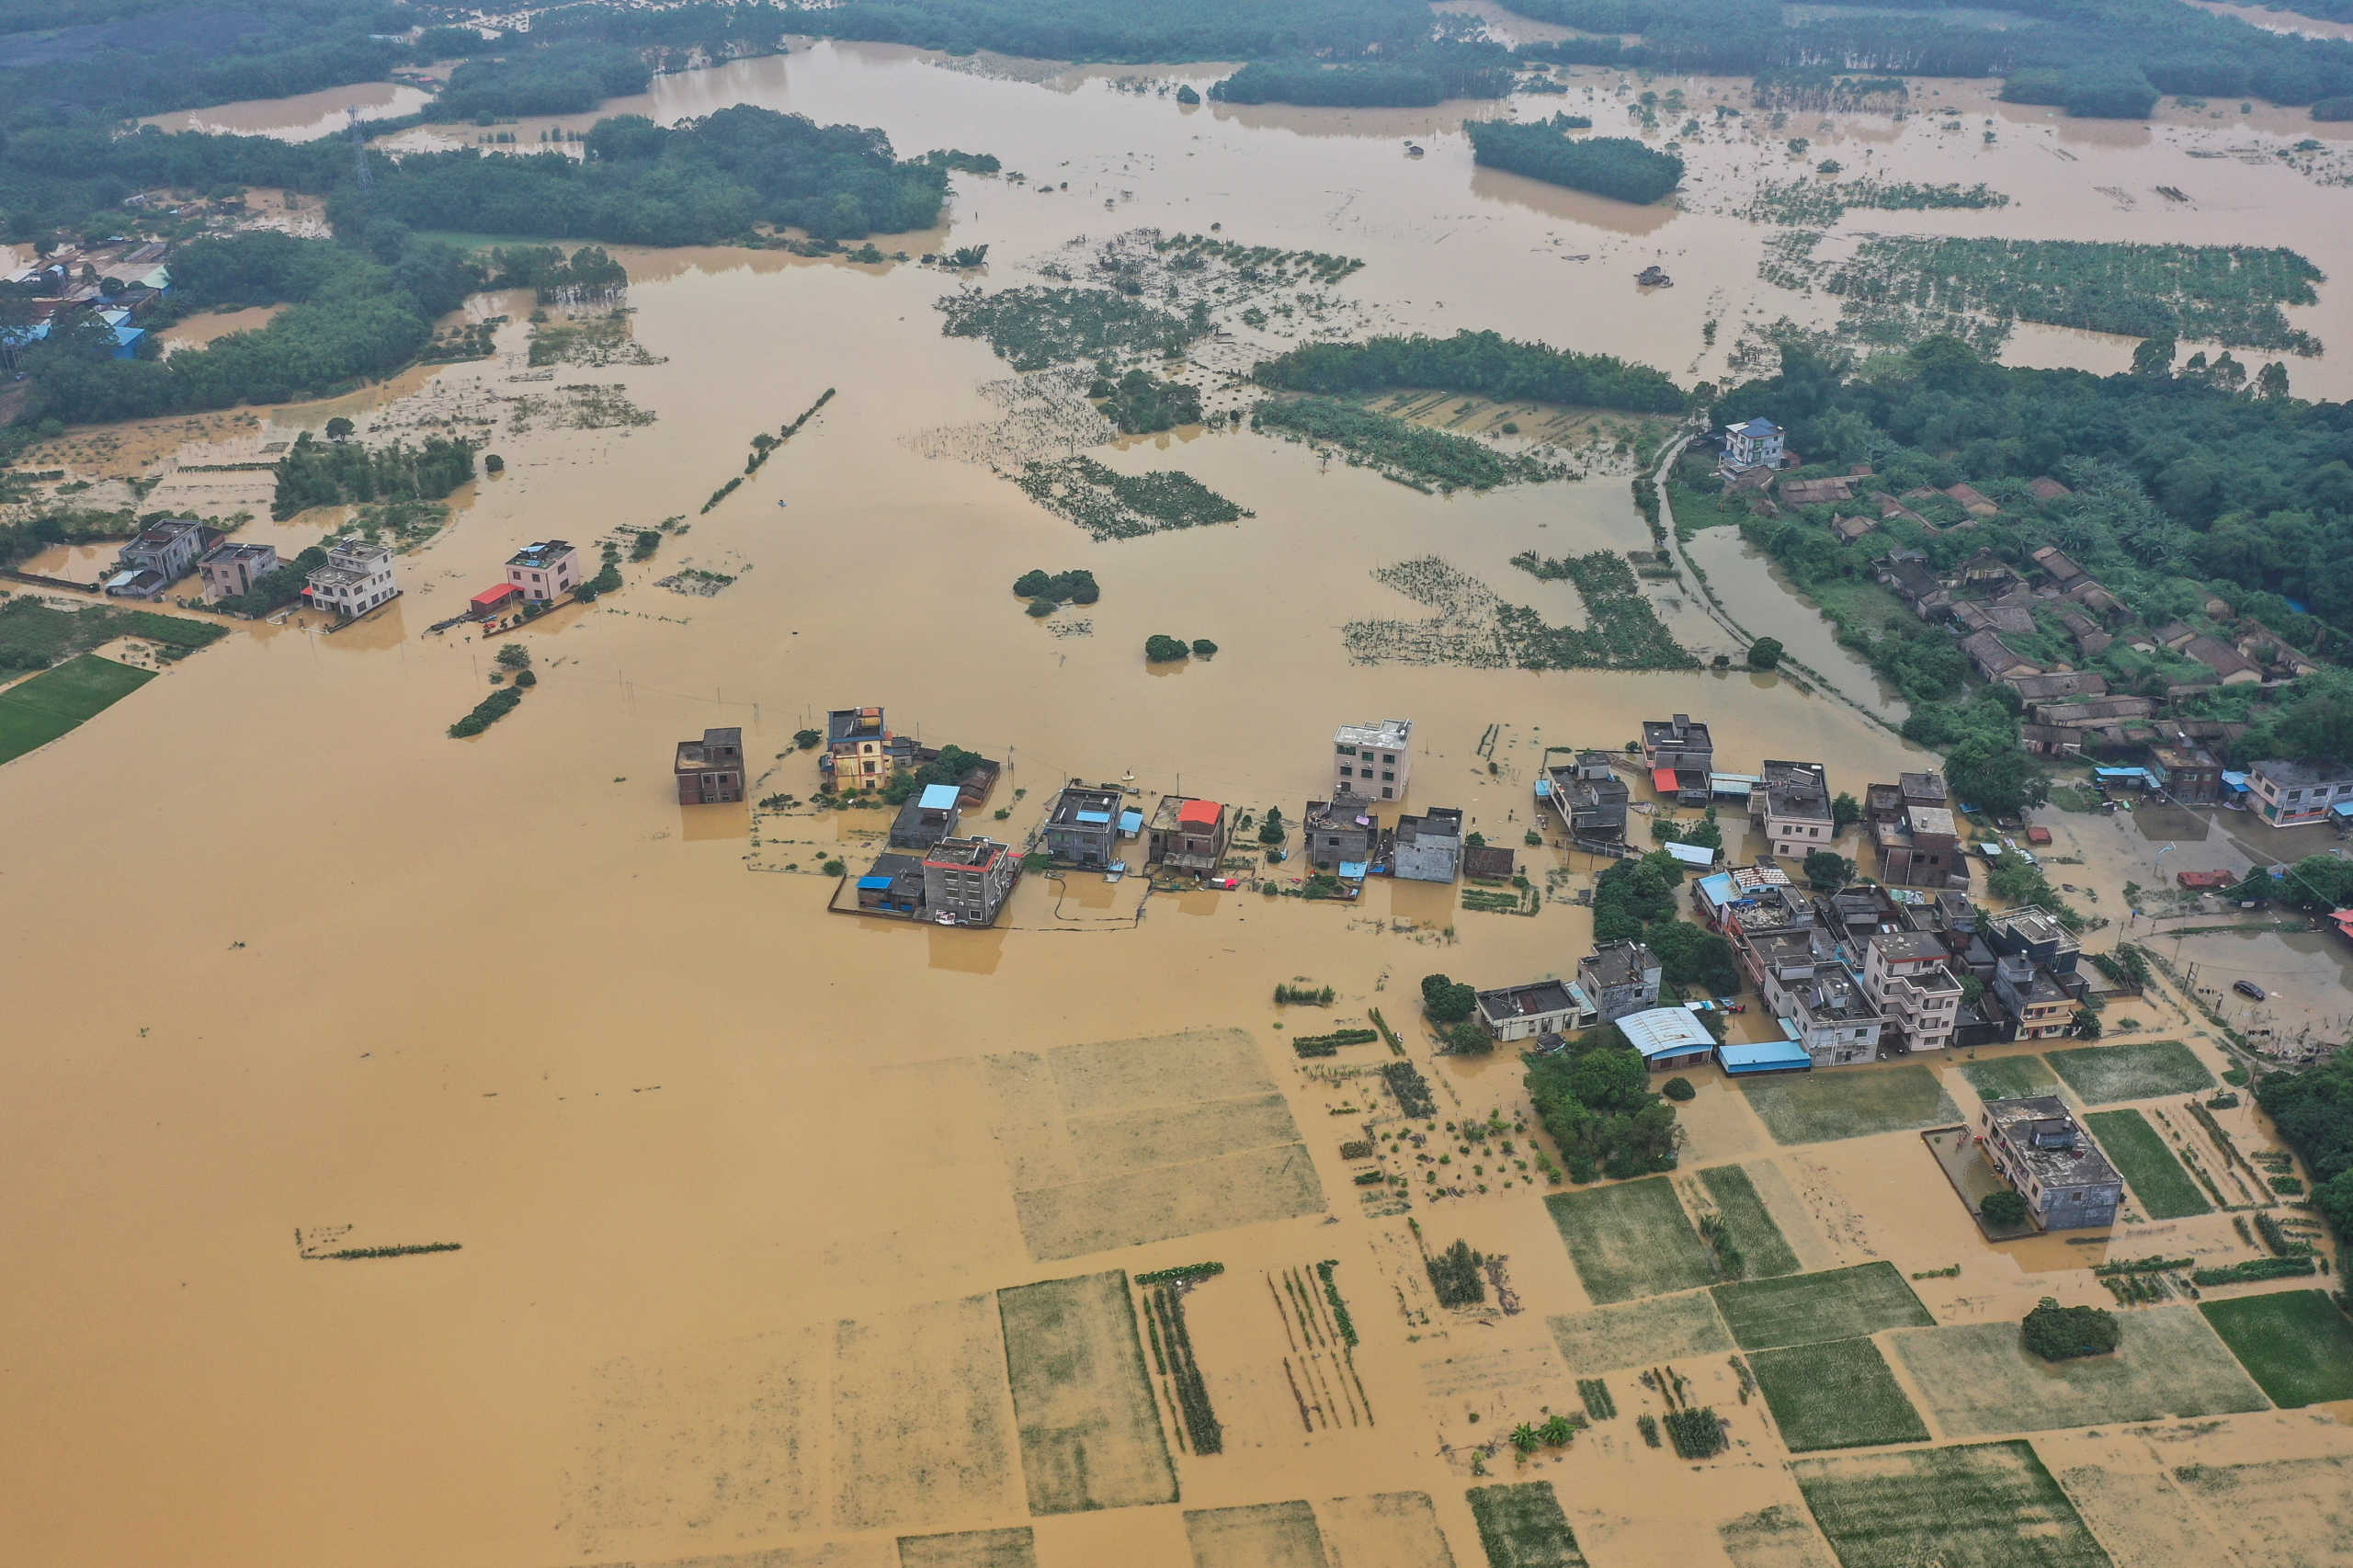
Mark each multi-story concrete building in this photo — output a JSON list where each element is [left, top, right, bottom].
[[1303, 792, 1378, 871], [1148, 796, 1231, 873], [197, 540, 277, 603], [1475, 979, 1597, 1043], [1043, 784, 1125, 867], [105, 517, 218, 598], [1578, 939, 1662, 1024], [1861, 931, 1963, 1054], [1993, 953, 2075, 1040], [1754, 759, 1834, 859], [1979, 1096, 2123, 1230], [1641, 714, 1713, 804], [889, 782, 962, 850], [1541, 752, 1629, 845], [2150, 744, 2222, 806], [674, 725, 745, 804], [1866, 772, 1961, 889], [1759, 945, 1883, 1066], [1332, 719, 1412, 802], [505, 539, 581, 603], [2247, 758, 2353, 828], [1390, 806, 1463, 881], [302, 537, 397, 619], [824, 707, 911, 792], [1722, 415, 1785, 472], [922, 836, 1017, 926]]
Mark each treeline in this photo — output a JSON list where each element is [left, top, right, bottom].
[[1254, 330, 1686, 414], [1463, 119, 1684, 204], [2256, 1051, 2353, 1239], [426, 41, 653, 123], [1210, 42, 1515, 107], [779, 0, 1438, 62], [1496, 0, 2353, 118], [1525, 1028, 1680, 1182], [485, 244, 629, 303], [270, 430, 478, 520]]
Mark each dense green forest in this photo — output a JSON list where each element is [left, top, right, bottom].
[[1496, 0, 2353, 117], [1255, 330, 1687, 414], [780, 0, 1437, 61], [426, 40, 654, 122], [2256, 1051, 2353, 1238], [1463, 119, 1685, 204], [270, 428, 477, 518], [1210, 42, 1514, 106]]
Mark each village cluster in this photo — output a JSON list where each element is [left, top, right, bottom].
[[0, 238, 172, 373]]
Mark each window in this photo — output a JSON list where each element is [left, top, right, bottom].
[[1381, 788, 1393, 800], [1381, 771, 1394, 782]]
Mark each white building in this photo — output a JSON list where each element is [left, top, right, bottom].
[[2247, 758, 2353, 829], [1859, 931, 1962, 1054], [506, 539, 582, 603], [1722, 416, 1785, 472], [1333, 718, 1412, 802], [1474, 979, 1597, 1042], [1746, 925, 1882, 1066], [1753, 759, 1834, 860], [304, 537, 398, 619]]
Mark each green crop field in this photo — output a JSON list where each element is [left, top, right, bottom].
[[1697, 1165, 1802, 1278], [1750, 1338, 1930, 1452], [2083, 1109, 2211, 1219], [995, 1271, 1176, 1515], [2043, 1041, 2214, 1105], [1549, 1290, 1731, 1374], [1889, 1306, 2267, 1437], [1958, 1055, 2060, 1103], [1466, 1482, 1589, 1568], [1713, 1264, 1934, 1352], [2200, 1290, 2353, 1408], [0, 654, 156, 766], [1793, 1441, 2113, 1568], [1739, 1067, 1959, 1145], [1543, 1177, 1714, 1305]]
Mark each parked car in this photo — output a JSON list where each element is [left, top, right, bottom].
[[2234, 980, 2268, 1001]]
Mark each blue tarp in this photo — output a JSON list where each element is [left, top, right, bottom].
[[1119, 808, 1142, 836], [2222, 770, 2250, 793], [1534, 778, 1552, 797], [1338, 861, 1368, 881], [1718, 1039, 1813, 1074], [1074, 809, 1112, 824], [856, 876, 892, 890], [1695, 870, 1736, 915]]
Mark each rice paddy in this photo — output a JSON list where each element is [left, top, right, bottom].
[[1749, 1338, 1931, 1452], [1695, 1164, 1802, 1279], [1314, 1493, 1457, 1568], [995, 1271, 1176, 1515], [1738, 1068, 1960, 1145], [1465, 1482, 1589, 1568], [2082, 1109, 2211, 1220], [2042, 1041, 2216, 1105], [1791, 1440, 2114, 1568], [1183, 1501, 1330, 1568], [1717, 1504, 1839, 1568], [1956, 1055, 2061, 1103], [2168, 1454, 2353, 1566], [1888, 1306, 2268, 1437], [1541, 1177, 1715, 1305], [896, 1527, 1039, 1568], [1547, 1290, 1732, 1373], [1712, 1264, 1934, 1352], [2199, 1290, 2353, 1408]]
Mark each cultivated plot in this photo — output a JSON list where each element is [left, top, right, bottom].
[[1464, 1483, 1589, 1568], [2170, 1454, 2353, 1568], [1792, 1441, 2113, 1568], [1542, 1177, 1714, 1304], [996, 1271, 1177, 1516], [0, 653, 153, 765], [977, 1030, 1325, 1261], [897, 1528, 1039, 1568], [2083, 1109, 2211, 1219], [1316, 1493, 1457, 1568], [1696, 1164, 1802, 1278], [1740, 1068, 1960, 1146], [2052, 1466, 2234, 1568], [1184, 1500, 1331, 1568], [832, 1294, 1023, 1532], [2043, 1041, 2215, 1105], [1718, 1505, 1839, 1568], [2200, 1290, 2353, 1408], [1548, 1290, 1731, 1373], [1712, 1263, 1934, 1352], [1888, 1306, 2268, 1437], [1750, 1337, 1932, 1452], [1958, 1055, 2061, 1103]]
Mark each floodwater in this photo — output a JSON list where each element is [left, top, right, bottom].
[[141, 79, 434, 142], [6, 40, 2353, 1568]]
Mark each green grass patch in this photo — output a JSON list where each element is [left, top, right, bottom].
[[1958, 1055, 2061, 1103], [1254, 395, 1564, 493], [1666, 478, 1744, 537], [1793, 1440, 2112, 1568], [0, 653, 156, 765], [2082, 1109, 2211, 1219], [1466, 1481, 1589, 1568], [1548, 1290, 1732, 1373], [1751, 1338, 1930, 1452], [1697, 1164, 1802, 1279], [2044, 1040, 2215, 1105], [1739, 1066, 1959, 1145], [1713, 1263, 1934, 1352], [1543, 1176, 1714, 1305], [2200, 1290, 2353, 1408], [1888, 1306, 2268, 1437]]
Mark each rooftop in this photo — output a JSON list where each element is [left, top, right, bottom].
[[1582, 939, 1658, 989], [1905, 806, 1957, 837], [1050, 784, 1126, 826], [2253, 757, 2353, 788], [1899, 771, 1948, 803], [1177, 798, 1223, 828], [827, 707, 886, 744], [1985, 1096, 2120, 1190], [1394, 806, 1462, 844], [1336, 718, 1412, 750], [1305, 793, 1377, 830], [1643, 714, 1711, 751], [1870, 930, 1950, 964], [1618, 1006, 1715, 1060], [1789, 961, 1880, 1023], [1989, 905, 2078, 951], [917, 782, 962, 812], [925, 836, 1006, 870], [203, 541, 276, 563], [1476, 980, 1578, 1022], [1731, 416, 1782, 437], [506, 539, 575, 569]]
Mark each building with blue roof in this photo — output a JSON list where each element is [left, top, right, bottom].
[[1043, 783, 1125, 867], [1722, 415, 1786, 474], [888, 782, 963, 851], [1717, 1038, 1813, 1075]]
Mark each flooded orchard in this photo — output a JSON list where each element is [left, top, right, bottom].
[[5, 37, 2352, 1568]]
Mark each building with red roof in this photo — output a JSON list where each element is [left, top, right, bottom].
[[1150, 795, 1233, 874]]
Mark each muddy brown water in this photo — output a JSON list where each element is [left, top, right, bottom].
[[6, 40, 2353, 1568]]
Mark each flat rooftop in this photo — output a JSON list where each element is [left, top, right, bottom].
[[1477, 980, 1577, 1020], [1336, 718, 1412, 750], [1051, 785, 1125, 825], [1986, 1096, 2120, 1190], [506, 540, 574, 568], [925, 837, 1004, 869]]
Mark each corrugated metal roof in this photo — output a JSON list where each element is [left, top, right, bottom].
[[918, 783, 961, 811], [1074, 809, 1112, 824], [1719, 1039, 1813, 1074], [1618, 1007, 1714, 1059], [1665, 841, 1715, 868], [1119, 809, 1142, 835]]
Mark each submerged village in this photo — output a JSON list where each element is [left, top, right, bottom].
[[13, 4, 2353, 1568]]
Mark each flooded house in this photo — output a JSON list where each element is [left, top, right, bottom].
[[1753, 931, 1884, 1066], [1867, 771, 1961, 889], [1753, 759, 1834, 860], [1389, 806, 1463, 881], [1147, 795, 1231, 873], [1979, 1096, 2123, 1230], [1617, 1006, 1717, 1071], [674, 726, 745, 805], [1641, 713, 1713, 804], [920, 836, 1018, 926], [1860, 931, 1964, 1053], [105, 517, 218, 599], [853, 852, 926, 915], [1302, 791, 1377, 871], [1984, 906, 2086, 1040], [824, 706, 913, 792], [1474, 979, 1597, 1043], [1721, 415, 1784, 473], [197, 540, 277, 603], [505, 540, 581, 603], [301, 537, 397, 620], [1043, 784, 1125, 867], [1540, 751, 1630, 846], [888, 781, 962, 850], [1578, 939, 1662, 1023], [1332, 718, 1413, 802]]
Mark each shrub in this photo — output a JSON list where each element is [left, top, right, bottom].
[[793, 728, 822, 749], [1802, 849, 1855, 891], [512, 668, 537, 687], [1427, 1238, 1486, 1306], [1144, 633, 1188, 662], [1746, 636, 1783, 670], [1448, 1019, 1495, 1054], [494, 642, 530, 669], [1176, 83, 1200, 105], [1025, 597, 1058, 617], [1662, 1076, 1696, 1102], [2021, 1297, 2120, 1360], [822, 858, 847, 877], [483, 453, 505, 473], [1981, 1190, 2029, 1227], [1190, 637, 1219, 657]]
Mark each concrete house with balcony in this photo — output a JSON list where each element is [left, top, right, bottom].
[[1390, 806, 1464, 881], [1303, 792, 1378, 871], [1333, 719, 1412, 802], [1867, 772, 1961, 889], [505, 540, 581, 603], [889, 782, 963, 850], [2247, 758, 2353, 828], [1578, 939, 1662, 1024], [1540, 752, 1630, 846], [674, 725, 745, 805], [1861, 930, 1964, 1054], [1641, 714, 1713, 804], [1722, 416, 1785, 472], [1753, 760, 1835, 859], [105, 517, 219, 598], [1760, 946, 1884, 1066], [922, 836, 1018, 926], [198, 540, 278, 603], [1474, 979, 1597, 1043], [1043, 784, 1125, 867], [1980, 1096, 2123, 1230], [824, 707, 914, 792], [1148, 796, 1232, 873], [302, 537, 397, 619]]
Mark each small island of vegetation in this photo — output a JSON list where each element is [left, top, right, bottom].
[[1464, 119, 1685, 205]]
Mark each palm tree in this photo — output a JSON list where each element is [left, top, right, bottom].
[[1509, 1423, 1540, 1455]]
